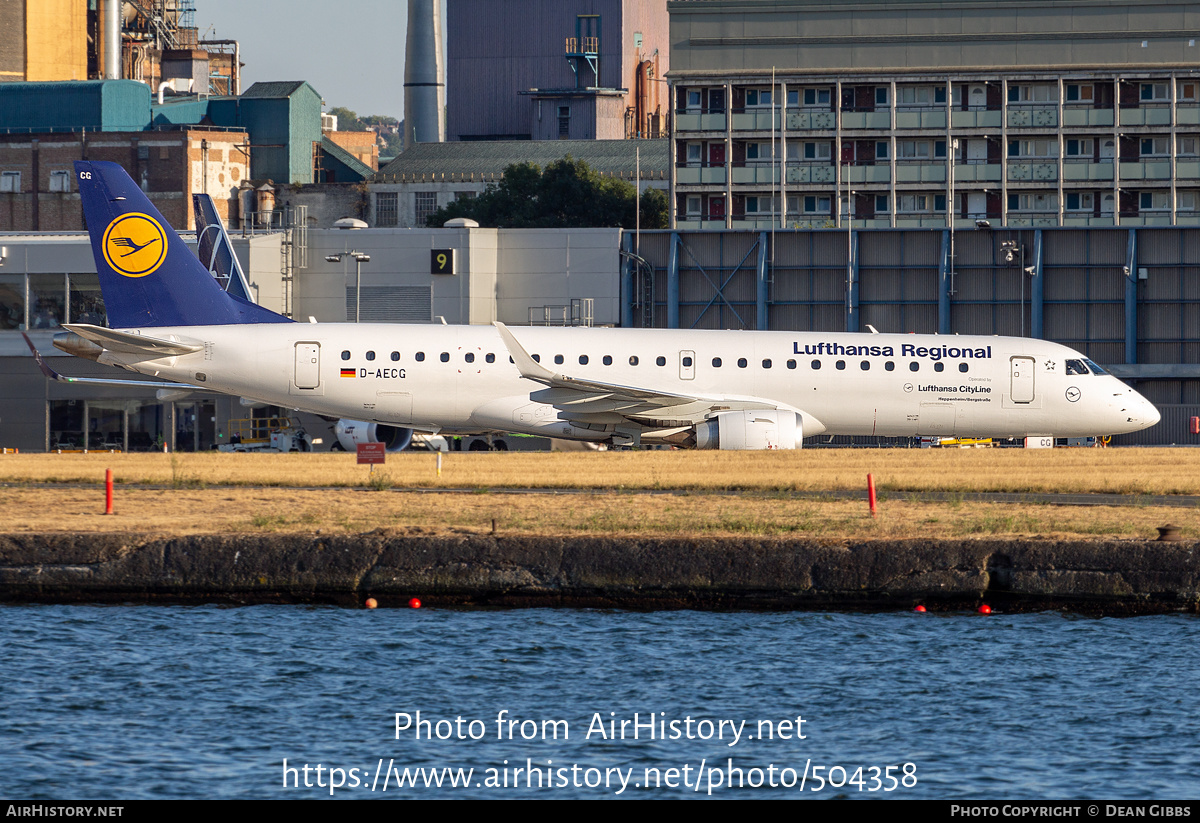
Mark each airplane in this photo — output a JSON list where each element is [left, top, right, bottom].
[[42, 159, 1160, 451]]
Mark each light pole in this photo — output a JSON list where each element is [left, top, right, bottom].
[[1000, 239, 1036, 336], [325, 251, 371, 322]]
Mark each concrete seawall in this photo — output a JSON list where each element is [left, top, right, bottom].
[[2, 532, 1198, 614]]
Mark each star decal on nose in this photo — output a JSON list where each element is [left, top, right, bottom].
[[1044, 360, 1056, 371]]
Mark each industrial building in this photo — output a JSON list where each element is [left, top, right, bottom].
[[446, 0, 670, 141], [667, 0, 1200, 230], [370, 138, 670, 227]]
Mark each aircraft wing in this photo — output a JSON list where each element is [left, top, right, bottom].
[[494, 322, 804, 426]]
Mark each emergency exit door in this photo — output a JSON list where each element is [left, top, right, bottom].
[[1010, 356, 1035, 403], [294, 342, 321, 390]]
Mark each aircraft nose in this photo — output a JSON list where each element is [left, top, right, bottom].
[[1141, 396, 1161, 428]]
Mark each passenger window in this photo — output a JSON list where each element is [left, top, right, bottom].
[[366, 351, 375, 361], [860, 360, 870, 371], [737, 358, 747, 368], [341, 350, 351, 361], [465, 352, 475, 363], [656, 356, 667, 366], [934, 362, 944, 372], [416, 352, 426, 362], [811, 360, 821, 370], [959, 362, 969, 373], [390, 351, 400, 362], [554, 354, 564, 365], [909, 362, 919, 371], [787, 359, 796, 369], [762, 359, 772, 369], [836, 360, 846, 370], [885, 361, 894, 371], [712, 357, 722, 367], [603, 355, 612, 365], [629, 355, 639, 366], [486, 353, 495, 363], [579, 355, 589, 365], [440, 352, 450, 362], [532, 354, 541, 362]]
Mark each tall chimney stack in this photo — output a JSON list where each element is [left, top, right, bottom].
[[403, 0, 446, 149]]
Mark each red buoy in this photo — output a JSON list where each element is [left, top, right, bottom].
[[978, 604, 992, 614], [365, 598, 377, 609], [409, 598, 422, 609], [914, 605, 927, 613]]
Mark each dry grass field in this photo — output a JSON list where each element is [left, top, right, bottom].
[[0, 449, 1195, 540], [1, 447, 1197, 495]]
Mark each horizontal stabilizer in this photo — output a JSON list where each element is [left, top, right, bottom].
[[22, 332, 207, 390], [61, 324, 203, 356]]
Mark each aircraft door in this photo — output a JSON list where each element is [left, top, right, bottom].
[[294, 342, 320, 390], [679, 350, 695, 380], [1010, 356, 1035, 403]]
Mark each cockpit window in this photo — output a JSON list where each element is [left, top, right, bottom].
[[1083, 358, 1108, 376], [1065, 359, 1089, 375]]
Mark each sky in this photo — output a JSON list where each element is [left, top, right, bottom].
[[194, 0, 448, 120]]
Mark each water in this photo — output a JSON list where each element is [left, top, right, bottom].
[[1, 605, 1197, 799]]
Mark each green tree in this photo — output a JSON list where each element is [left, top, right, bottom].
[[425, 156, 669, 229]]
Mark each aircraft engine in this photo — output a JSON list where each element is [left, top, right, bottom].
[[335, 419, 415, 452], [692, 410, 803, 450]]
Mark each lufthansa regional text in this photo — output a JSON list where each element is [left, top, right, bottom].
[[280, 711, 919, 796]]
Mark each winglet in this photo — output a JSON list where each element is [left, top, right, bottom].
[[493, 322, 555, 384], [21, 333, 72, 382]]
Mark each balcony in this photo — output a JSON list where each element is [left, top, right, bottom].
[[731, 165, 781, 185], [785, 111, 836, 130], [1063, 214, 1116, 227], [846, 165, 892, 183], [1007, 162, 1058, 182], [895, 164, 946, 183], [1063, 160, 1114, 181], [951, 110, 1003, 129], [785, 165, 836, 184], [678, 218, 731, 230], [675, 112, 726, 132], [842, 111, 890, 129], [1119, 161, 1172, 180], [1119, 213, 1175, 226], [894, 215, 950, 228], [953, 163, 1001, 182], [732, 110, 780, 131], [676, 166, 727, 185], [1006, 212, 1060, 227], [895, 110, 946, 129], [1007, 107, 1059, 128], [1177, 160, 1200, 179], [1062, 108, 1114, 127], [1119, 107, 1172, 127], [731, 217, 782, 229], [1178, 107, 1200, 126]]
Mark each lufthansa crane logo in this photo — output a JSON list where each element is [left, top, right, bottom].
[[101, 213, 168, 278]]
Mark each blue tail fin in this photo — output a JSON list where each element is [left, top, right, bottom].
[[75, 160, 291, 328]]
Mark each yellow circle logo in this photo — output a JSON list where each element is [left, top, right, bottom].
[[101, 213, 168, 278]]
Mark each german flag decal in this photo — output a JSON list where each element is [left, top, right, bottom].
[[340, 368, 356, 378]]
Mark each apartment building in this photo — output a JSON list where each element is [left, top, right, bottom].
[[667, 0, 1200, 230]]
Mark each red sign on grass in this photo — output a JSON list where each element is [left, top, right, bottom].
[[356, 443, 386, 464]]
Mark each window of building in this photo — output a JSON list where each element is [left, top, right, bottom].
[[897, 140, 945, 160], [414, 192, 438, 226], [801, 88, 831, 107], [1065, 192, 1094, 211], [802, 141, 831, 161], [686, 196, 702, 217], [375, 192, 398, 226], [746, 195, 780, 215], [1179, 191, 1198, 211], [745, 88, 772, 107], [875, 194, 889, 213], [1141, 83, 1170, 102], [1140, 191, 1170, 211], [0, 171, 20, 193], [1009, 192, 1058, 211], [897, 86, 945, 107], [1065, 84, 1094, 103], [875, 87, 889, 106], [875, 141, 889, 160], [454, 191, 476, 202], [1009, 84, 1057, 103], [686, 89, 702, 110], [1141, 137, 1170, 156], [48, 170, 70, 192], [898, 194, 946, 213], [686, 143, 703, 165], [1065, 138, 1094, 157], [803, 195, 831, 214], [745, 142, 774, 164], [1008, 140, 1058, 158], [1179, 137, 1199, 156], [558, 105, 571, 137], [1180, 82, 1199, 101]]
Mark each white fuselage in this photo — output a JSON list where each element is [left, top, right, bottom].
[[99, 324, 1160, 443]]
